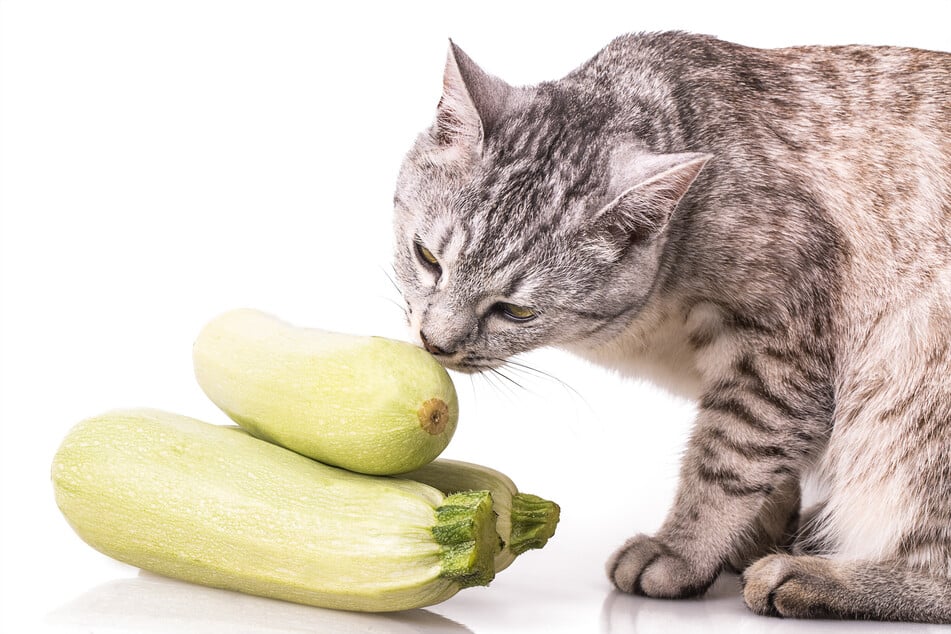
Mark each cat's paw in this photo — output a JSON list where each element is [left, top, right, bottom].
[[607, 534, 716, 598], [742, 554, 836, 618]]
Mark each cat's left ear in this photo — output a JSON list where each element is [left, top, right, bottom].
[[431, 41, 512, 156], [593, 151, 711, 253]]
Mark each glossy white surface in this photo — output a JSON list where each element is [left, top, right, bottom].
[[2, 2, 949, 632]]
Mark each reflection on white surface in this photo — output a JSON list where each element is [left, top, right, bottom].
[[599, 574, 949, 634], [47, 568, 951, 634], [600, 575, 743, 633], [48, 572, 473, 634]]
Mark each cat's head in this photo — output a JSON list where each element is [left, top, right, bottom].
[[393, 42, 709, 372]]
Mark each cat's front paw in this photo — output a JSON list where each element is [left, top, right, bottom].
[[742, 554, 835, 618], [607, 534, 717, 598]]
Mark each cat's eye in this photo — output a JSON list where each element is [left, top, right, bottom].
[[495, 302, 537, 322], [414, 240, 441, 273]]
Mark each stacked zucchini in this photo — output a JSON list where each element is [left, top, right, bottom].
[[52, 309, 559, 612]]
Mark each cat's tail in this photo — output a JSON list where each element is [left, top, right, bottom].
[[741, 553, 951, 623]]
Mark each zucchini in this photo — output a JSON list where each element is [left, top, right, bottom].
[[192, 308, 459, 475], [400, 459, 560, 571], [51, 409, 498, 612]]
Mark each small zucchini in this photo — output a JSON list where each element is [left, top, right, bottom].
[[400, 459, 561, 571], [51, 409, 497, 612], [192, 309, 459, 475]]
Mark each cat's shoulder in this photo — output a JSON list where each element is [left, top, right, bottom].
[[567, 31, 759, 80], [598, 31, 753, 59]]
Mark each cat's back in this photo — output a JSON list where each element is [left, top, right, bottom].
[[572, 31, 949, 124], [575, 30, 951, 84]]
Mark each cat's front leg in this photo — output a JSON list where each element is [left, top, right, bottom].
[[608, 348, 829, 598]]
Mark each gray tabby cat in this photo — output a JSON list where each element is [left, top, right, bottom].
[[391, 32, 951, 622]]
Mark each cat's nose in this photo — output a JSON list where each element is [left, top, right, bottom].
[[419, 330, 450, 356]]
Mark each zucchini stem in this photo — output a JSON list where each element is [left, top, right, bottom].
[[508, 493, 561, 555], [433, 491, 499, 588]]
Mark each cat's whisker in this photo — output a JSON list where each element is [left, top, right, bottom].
[[474, 366, 502, 398], [477, 366, 520, 402], [490, 366, 527, 392], [379, 265, 403, 298], [503, 357, 570, 384], [488, 356, 595, 422], [481, 355, 590, 406], [380, 295, 408, 315], [515, 363, 589, 407], [377, 266, 411, 325]]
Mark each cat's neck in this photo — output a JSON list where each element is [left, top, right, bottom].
[[561, 292, 721, 401]]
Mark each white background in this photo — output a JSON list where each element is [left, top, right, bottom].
[[2, 2, 949, 632]]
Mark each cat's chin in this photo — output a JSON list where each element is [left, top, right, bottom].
[[431, 355, 505, 374], [443, 364, 482, 374]]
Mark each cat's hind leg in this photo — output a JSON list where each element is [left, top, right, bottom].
[[743, 299, 951, 623], [742, 554, 951, 623]]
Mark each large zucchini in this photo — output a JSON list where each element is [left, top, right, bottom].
[[51, 409, 497, 612]]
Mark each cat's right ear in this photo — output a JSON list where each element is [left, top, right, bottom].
[[591, 152, 711, 258], [430, 41, 511, 158]]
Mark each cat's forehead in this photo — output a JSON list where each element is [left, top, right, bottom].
[[426, 199, 576, 300]]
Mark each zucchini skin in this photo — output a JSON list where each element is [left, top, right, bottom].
[[192, 309, 459, 475], [52, 409, 495, 612]]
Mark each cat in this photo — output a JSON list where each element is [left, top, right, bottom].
[[391, 31, 951, 623]]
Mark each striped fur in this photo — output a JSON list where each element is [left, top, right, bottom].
[[392, 32, 951, 622]]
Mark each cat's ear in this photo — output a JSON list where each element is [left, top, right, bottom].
[[593, 152, 711, 254], [432, 41, 511, 155]]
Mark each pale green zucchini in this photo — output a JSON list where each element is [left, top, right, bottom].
[[399, 459, 561, 571], [51, 409, 497, 612], [192, 308, 459, 475]]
